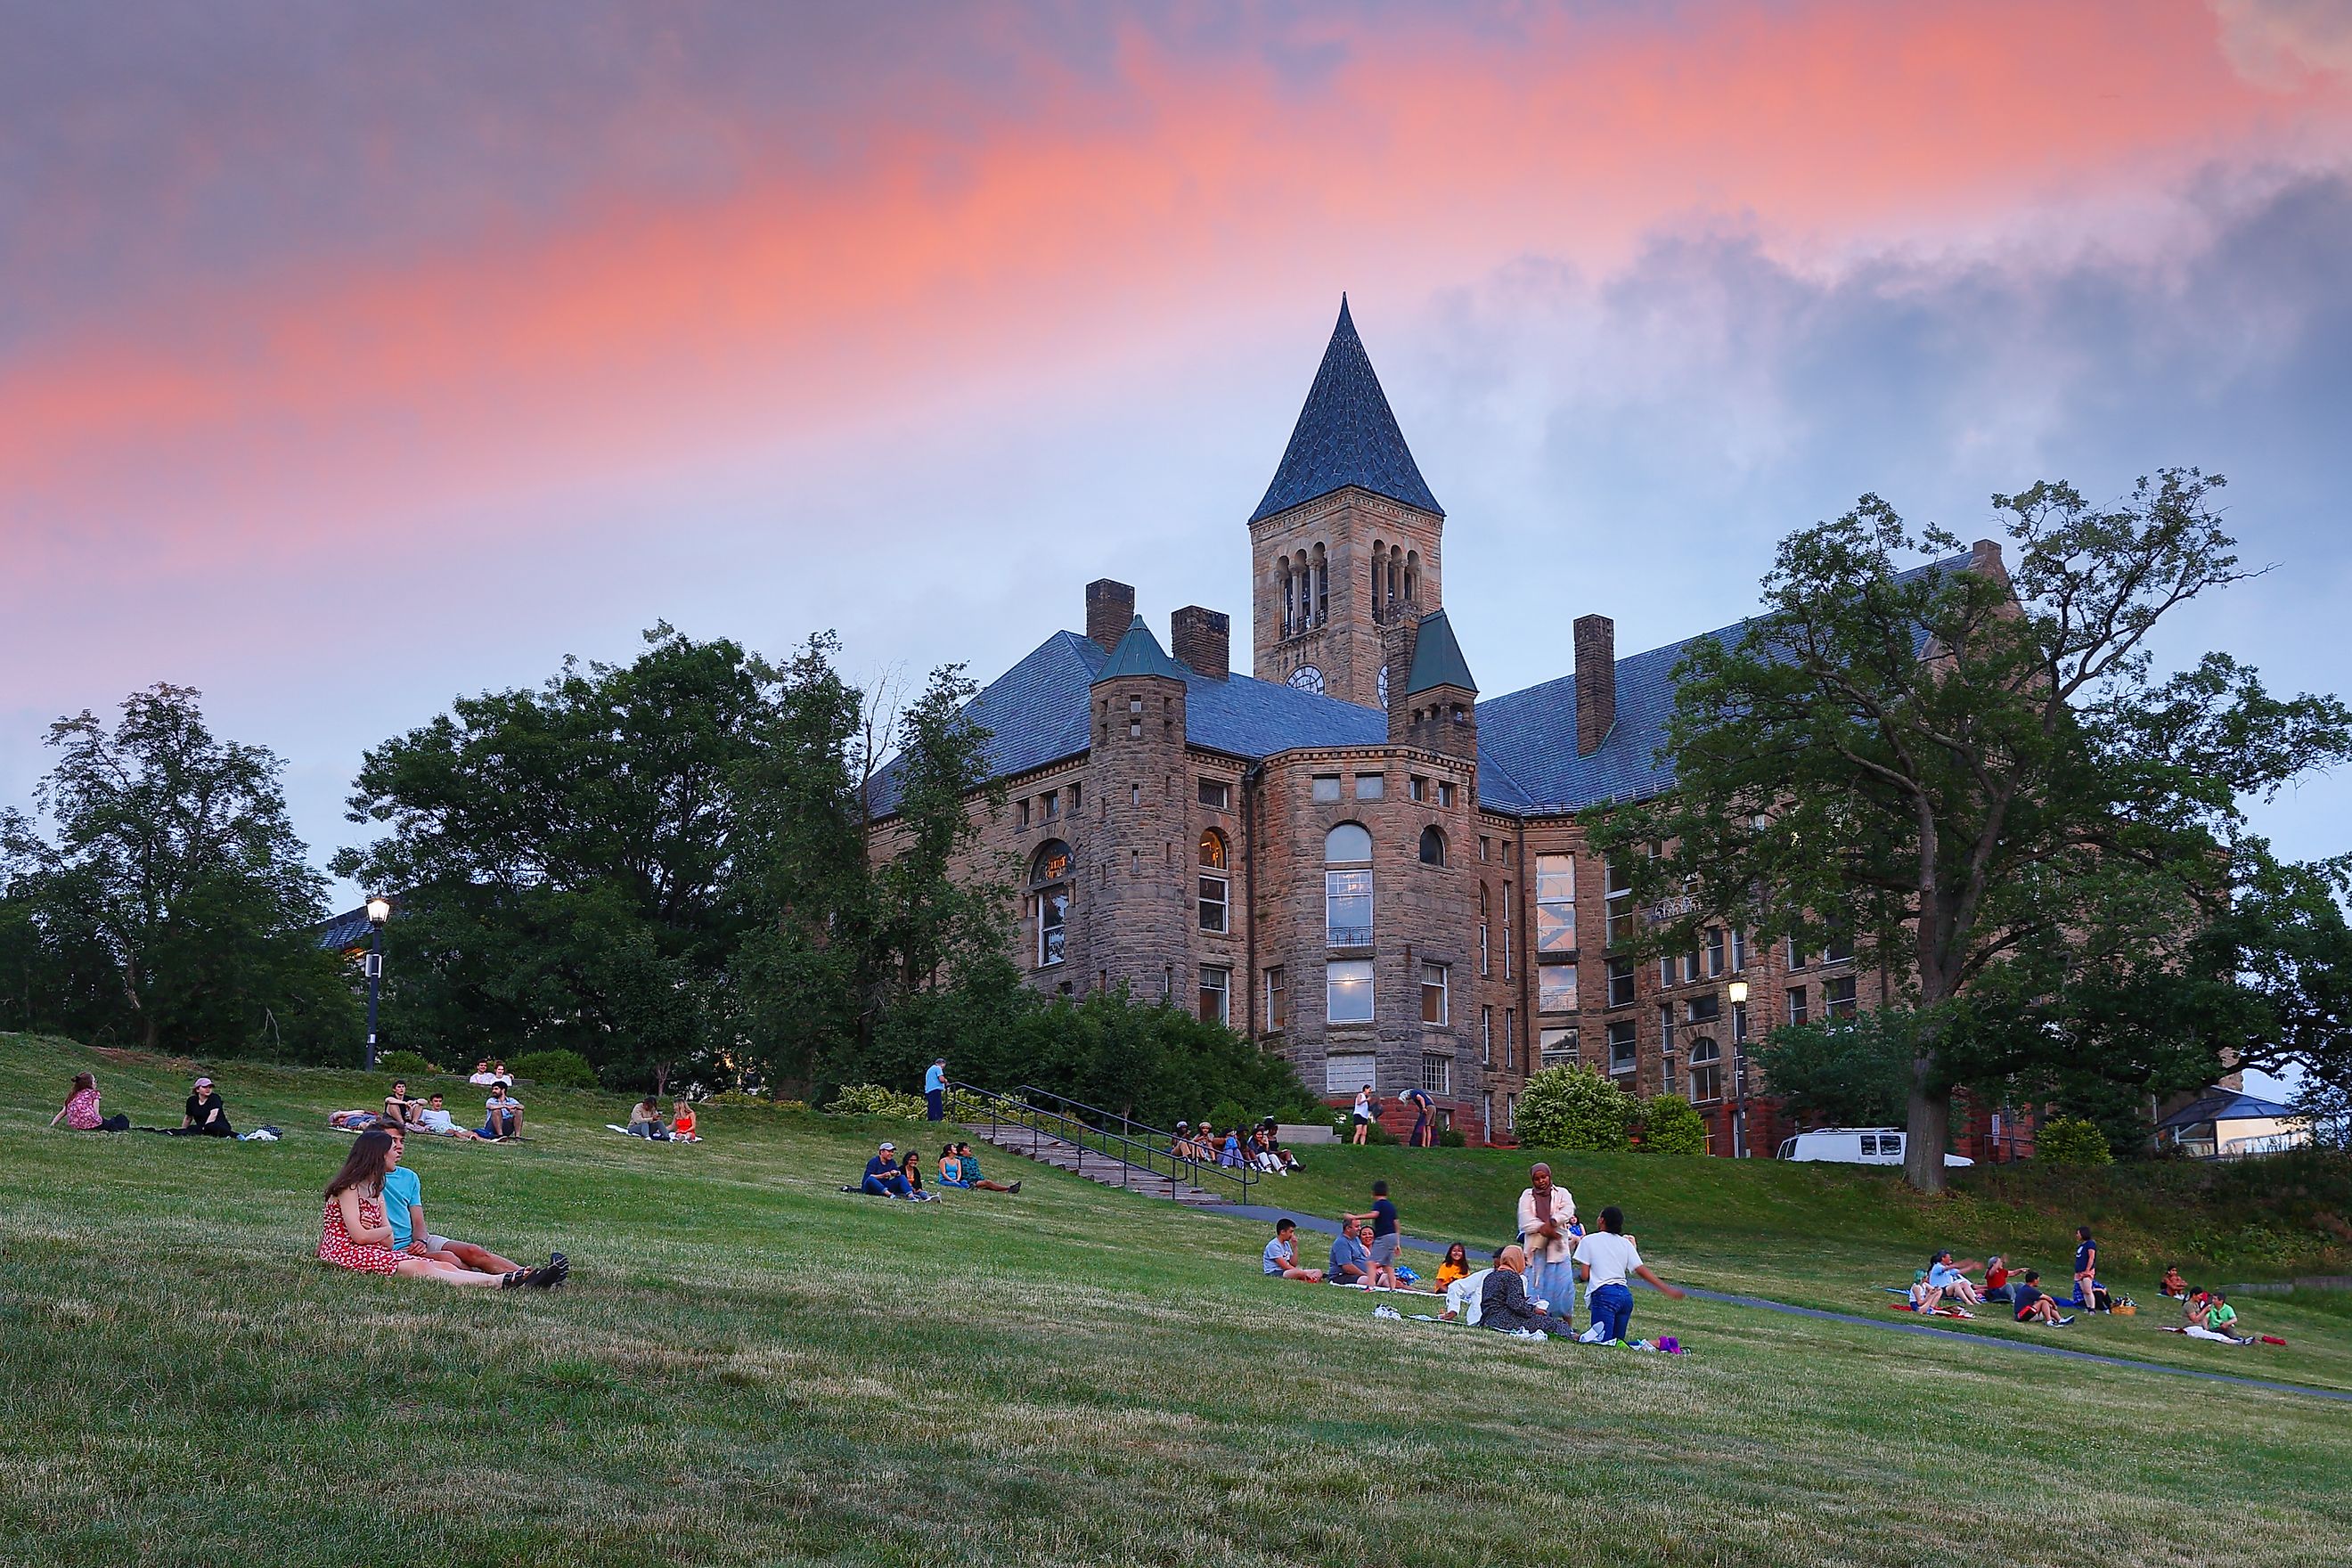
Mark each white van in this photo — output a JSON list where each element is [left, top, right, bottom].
[[1776, 1127, 1974, 1168]]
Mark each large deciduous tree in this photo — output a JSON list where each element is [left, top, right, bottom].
[[1592, 471, 2352, 1191], [0, 684, 351, 1056]]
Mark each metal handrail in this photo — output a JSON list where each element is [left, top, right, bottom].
[[948, 1081, 1258, 1199]]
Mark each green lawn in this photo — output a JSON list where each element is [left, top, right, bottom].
[[4, 1033, 2348, 1568]]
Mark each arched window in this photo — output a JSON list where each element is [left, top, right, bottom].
[[1278, 560, 1295, 640], [1197, 830, 1229, 933], [1324, 822, 1372, 946], [1311, 543, 1328, 627], [1689, 1038, 1722, 1104], [1404, 549, 1419, 607], [1031, 840, 1072, 968], [1419, 825, 1446, 866]]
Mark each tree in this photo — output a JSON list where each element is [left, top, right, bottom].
[[1592, 472, 2352, 1190], [1515, 1065, 1635, 1151], [868, 664, 1013, 999], [0, 684, 351, 1056], [1751, 1009, 1915, 1128]]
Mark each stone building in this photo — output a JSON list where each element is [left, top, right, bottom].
[[870, 298, 1954, 1151]]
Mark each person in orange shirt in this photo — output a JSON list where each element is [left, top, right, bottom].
[[670, 1098, 699, 1143]]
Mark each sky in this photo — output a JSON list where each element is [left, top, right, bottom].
[[6, 0, 2352, 960]]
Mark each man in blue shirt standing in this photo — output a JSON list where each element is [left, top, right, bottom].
[[924, 1058, 947, 1122]]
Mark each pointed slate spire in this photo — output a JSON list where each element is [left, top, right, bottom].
[[1250, 296, 1445, 524], [1403, 608, 1476, 697], [1095, 616, 1186, 682]]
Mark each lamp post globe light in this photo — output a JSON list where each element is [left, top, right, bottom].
[[1727, 978, 1751, 1156], [363, 896, 392, 1073]]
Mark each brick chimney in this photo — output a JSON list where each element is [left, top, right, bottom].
[[1170, 606, 1229, 680], [1086, 579, 1136, 652], [1968, 537, 2009, 584], [1574, 614, 1615, 755]]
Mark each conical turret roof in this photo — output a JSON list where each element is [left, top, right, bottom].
[[1403, 608, 1477, 697], [1095, 616, 1186, 681], [1250, 297, 1444, 524]]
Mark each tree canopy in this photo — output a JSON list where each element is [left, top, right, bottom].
[[1592, 471, 2352, 1189]]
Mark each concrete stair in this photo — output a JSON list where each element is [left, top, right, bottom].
[[969, 1121, 1232, 1205]]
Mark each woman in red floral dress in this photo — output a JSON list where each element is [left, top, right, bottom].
[[320, 1131, 566, 1289]]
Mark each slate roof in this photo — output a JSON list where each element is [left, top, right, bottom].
[[315, 902, 396, 952], [2156, 1088, 2302, 1131], [866, 632, 1388, 818], [1096, 616, 1186, 680], [1403, 608, 1477, 696], [1249, 297, 1445, 524]]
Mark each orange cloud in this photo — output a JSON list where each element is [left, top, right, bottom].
[[2, 0, 2343, 581]]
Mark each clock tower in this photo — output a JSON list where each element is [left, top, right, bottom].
[[1248, 297, 1445, 710]]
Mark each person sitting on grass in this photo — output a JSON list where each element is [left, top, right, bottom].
[[1479, 1245, 1580, 1337], [52, 1072, 129, 1132], [1907, 1270, 1945, 1316], [155, 1075, 233, 1137], [938, 1143, 969, 1187], [900, 1147, 927, 1197], [317, 1131, 564, 1289], [2010, 1270, 2074, 1326], [1220, 1128, 1244, 1169], [1327, 1217, 1371, 1286], [478, 1084, 523, 1140], [1434, 1242, 1471, 1291], [861, 1140, 919, 1198], [2160, 1263, 2188, 1299], [669, 1098, 698, 1142], [1980, 1255, 2016, 1305], [1928, 1251, 1985, 1306], [380, 1126, 553, 1279], [467, 1059, 500, 1086], [626, 1096, 670, 1139], [2202, 1291, 2250, 1343], [952, 1142, 1018, 1193], [1576, 1206, 1686, 1343], [383, 1081, 423, 1130], [1262, 1218, 1326, 1282], [1442, 1252, 1499, 1323], [414, 1093, 487, 1139]]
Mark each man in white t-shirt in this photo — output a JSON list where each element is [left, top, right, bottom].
[[1441, 1254, 1497, 1326], [1515, 1163, 1578, 1315], [1574, 1205, 1685, 1343], [415, 1092, 487, 1139]]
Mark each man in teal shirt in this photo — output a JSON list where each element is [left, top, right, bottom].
[[381, 1129, 528, 1277]]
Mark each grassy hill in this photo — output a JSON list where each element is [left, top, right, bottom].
[[4, 1033, 2348, 1568]]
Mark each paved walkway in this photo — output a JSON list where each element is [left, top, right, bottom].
[[1215, 1203, 2352, 1406]]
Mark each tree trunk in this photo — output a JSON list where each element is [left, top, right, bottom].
[[1903, 1054, 1951, 1195]]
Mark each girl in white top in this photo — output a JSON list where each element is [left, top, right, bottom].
[[1352, 1087, 1374, 1146], [1574, 1205, 1686, 1343]]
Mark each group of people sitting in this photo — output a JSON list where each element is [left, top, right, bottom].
[[853, 1138, 1022, 1198], [1172, 1117, 1302, 1176], [2160, 1273, 2258, 1343], [50, 1070, 235, 1136], [623, 1096, 698, 1141], [339, 1079, 526, 1141], [1902, 1227, 2125, 1327], [316, 1123, 568, 1289]]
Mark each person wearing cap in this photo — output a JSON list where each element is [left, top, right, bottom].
[[924, 1058, 948, 1122], [167, 1075, 233, 1137], [862, 1139, 916, 1197]]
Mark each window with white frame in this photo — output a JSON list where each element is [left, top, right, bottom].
[[1605, 955, 1636, 1009], [1127, 697, 1142, 739], [1729, 927, 1746, 970], [1421, 1053, 1453, 1096], [1535, 853, 1575, 952], [1438, 780, 1456, 808], [1197, 778, 1231, 810], [1420, 961, 1449, 1025], [1479, 884, 1490, 976], [1705, 927, 1725, 976], [1480, 1005, 1492, 1066], [1197, 966, 1229, 1025], [1825, 974, 1858, 1017], [1539, 959, 1577, 1014], [1197, 830, 1229, 933], [1501, 882, 1513, 977], [1688, 1038, 1723, 1103], [1030, 841, 1073, 968], [1786, 985, 1809, 1025], [1325, 1052, 1375, 1095], [1327, 959, 1375, 1024], [1324, 823, 1374, 946], [1539, 1025, 1577, 1069], [1605, 857, 1635, 946], [1606, 1018, 1637, 1077]]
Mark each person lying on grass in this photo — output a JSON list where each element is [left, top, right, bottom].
[[52, 1071, 129, 1132], [380, 1127, 554, 1280], [413, 1093, 489, 1139], [1262, 1218, 1326, 1282], [2009, 1270, 2073, 1326], [1478, 1245, 1580, 1338], [317, 1131, 564, 1289], [1576, 1205, 1686, 1343], [1927, 1251, 1985, 1306], [951, 1142, 1017, 1193], [1327, 1217, 1371, 1286]]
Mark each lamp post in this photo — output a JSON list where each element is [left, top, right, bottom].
[[1727, 978, 1751, 1157], [363, 895, 391, 1073]]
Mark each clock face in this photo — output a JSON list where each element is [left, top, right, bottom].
[[1377, 664, 1390, 705], [1287, 665, 1326, 696]]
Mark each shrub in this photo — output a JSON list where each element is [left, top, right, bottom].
[[1515, 1066, 1635, 1151], [1438, 1127, 1466, 1147], [826, 1082, 928, 1120], [1637, 1094, 1709, 1156], [375, 1049, 440, 1079], [508, 1049, 598, 1090], [2038, 1116, 2114, 1165]]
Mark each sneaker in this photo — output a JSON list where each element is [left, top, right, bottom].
[[2055, 1315, 2076, 1326], [1372, 1304, 1403, 1320], [1009, 1181, 1021, 1194], [523, 1260, 566, 1289], [499, 1270, 529, 1290], [1578, 1321, 1611, 1344]]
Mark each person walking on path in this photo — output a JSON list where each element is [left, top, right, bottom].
[[1515, 1163, 1579, 1317], [1574, 1205, 1685, 1344], [925, 1058, 948, 1123], [1343, 1180, 1403, 1290]]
